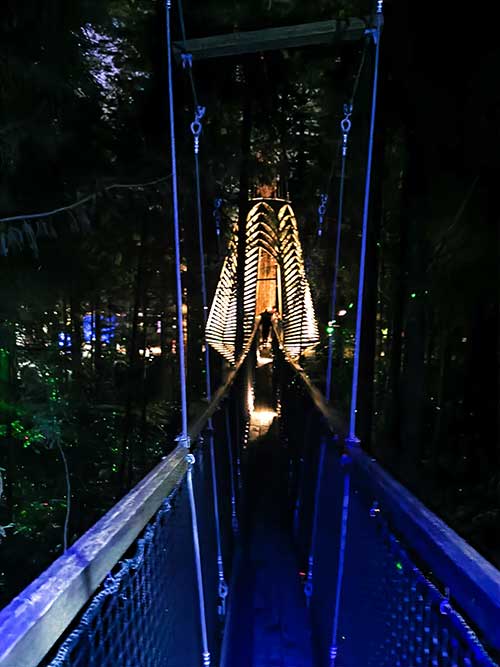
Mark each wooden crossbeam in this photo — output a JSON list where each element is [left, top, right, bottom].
[[173, 17, 374, 60]]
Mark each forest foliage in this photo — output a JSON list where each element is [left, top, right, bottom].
[[0, 0, 498, 609]]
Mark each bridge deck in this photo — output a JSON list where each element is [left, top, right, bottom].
[[223, 347, 312, 667]]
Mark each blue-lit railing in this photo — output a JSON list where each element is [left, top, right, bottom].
[[275, 340, 500, 667], [0, 329, 258, 667], [0, 324, 498, 667]]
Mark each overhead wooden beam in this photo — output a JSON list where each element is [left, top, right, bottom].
[[173, 17, 375, 60]]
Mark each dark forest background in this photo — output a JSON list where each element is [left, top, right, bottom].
[[0, 0, 498, 609]]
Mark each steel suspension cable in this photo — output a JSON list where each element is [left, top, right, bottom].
[[325, 104, 352, 403], [348, 0, 383, 444], [225, 404, 239, 534], [304, 435, 327, 607], [328, 459, 352, 667], [327, 6, 383, 666], [315, 39, 368, 242], [304, 45, 366, 607], [191, 108, 229, 616], [178, 0, 230, 619], [165, 2, 210, 665], [165, 0, 188, 442], [176, 0, 199, 108]]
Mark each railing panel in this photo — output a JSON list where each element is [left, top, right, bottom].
[[46, 466, 202, 667], [277, 343, 499, 667], [193, 442, 224, 664], [0, 329, 258, 667]]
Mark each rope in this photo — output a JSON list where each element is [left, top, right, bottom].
[[165, 2, 210, 664], [325, 104, 352, 403], [348, 1, 383, 444], [0, 176, 170, 224], [0, 194, 96, 224], [328, 457, 352, 667], [304, 435, 326, 606]]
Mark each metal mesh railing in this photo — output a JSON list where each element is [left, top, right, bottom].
[[0, 330, 258, 667], [42, 391, 250, 667], [277, 349, 499, 667], [47, 445, 212, 667]]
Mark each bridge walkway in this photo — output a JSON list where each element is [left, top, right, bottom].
[[223, 345, 312, 666]]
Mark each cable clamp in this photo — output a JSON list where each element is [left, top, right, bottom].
[[317, 193, 328, 237], [364, 26, 380, 44], [219, 579, 229, 600], [191, 106, 206, 155], [190, 105, 206, 134], [369, 500, 380, 517], [318, 193, 328, 216], [213, 198, 222, 236], [341, 102, 353, 153], [440, 587, 451, 615], [181, 53, 193, 69], [176, 432, 191, 449], [304, 579, 313, 602]]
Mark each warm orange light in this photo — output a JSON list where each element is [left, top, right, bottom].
[[251, 409, 276, 425]]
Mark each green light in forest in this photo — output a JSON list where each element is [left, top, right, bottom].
[[348, 302, 354, 309], [326, 321, 334, 335], [410, 292, 416, 298], [396, 561, 403, 571]]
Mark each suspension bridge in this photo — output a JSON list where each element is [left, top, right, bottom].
[[0, 3, 499, 667]]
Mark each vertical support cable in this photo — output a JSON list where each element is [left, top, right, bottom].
[[225, 404, 239, 534], [326, 105, 352, 403], [186, 454, 211, 667], [348, 1, 383, 444], [235, 409, 243, 493], [192, 112, 210, 400], [328, 457, 352, 667], [191, 107, 228, 616], [293, 410, 312, 540], [165, 3, 209, 664], [207, 426, 228, 614], [304, 435, 326, 607], [165, 0, 188, 441]]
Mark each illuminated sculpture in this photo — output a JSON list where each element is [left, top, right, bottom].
[[206, 198, 319, 362]]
